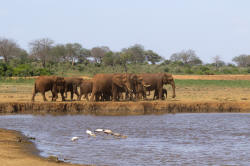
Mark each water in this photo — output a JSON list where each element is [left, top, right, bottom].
[[0, 113, 250, 165]]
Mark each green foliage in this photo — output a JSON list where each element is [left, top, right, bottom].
[[13, 64, 34, 76], [34, 68, 53, 76]]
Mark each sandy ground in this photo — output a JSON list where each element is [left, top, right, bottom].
[[0, 129, 85, 166]]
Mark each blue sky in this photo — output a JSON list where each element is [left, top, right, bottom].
[[1, 0, 250, 63]]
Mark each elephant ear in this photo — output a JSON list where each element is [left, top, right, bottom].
[[113, 75, 125, 88]]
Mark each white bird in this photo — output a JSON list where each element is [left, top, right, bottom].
[[86, 129, 96, 137], [104, 129, 113, 134], [71, 137, 79, 141], [94, 129, 104, 132], [111, 132, 121, 137]]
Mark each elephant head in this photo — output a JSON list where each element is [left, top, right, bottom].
[[162, 73, 176, 98], [112, 73, 135, 93]]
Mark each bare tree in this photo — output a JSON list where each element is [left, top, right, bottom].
[[213, 55, 225, 69], [0, 38, 20, 63], [29, 38, 54, 68], [170, 49, 202, 65]]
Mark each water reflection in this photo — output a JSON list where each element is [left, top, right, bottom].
[[0, 113, 250, 165]]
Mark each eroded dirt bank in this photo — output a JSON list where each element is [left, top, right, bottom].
[[0, 128, 85, 166], [1, 101, 250, 115]]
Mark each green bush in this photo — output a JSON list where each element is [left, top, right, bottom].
[[13, 64, 34, 76], [34, 68, 53, 76]]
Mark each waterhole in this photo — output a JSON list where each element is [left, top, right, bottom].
[[0, 113, 250, 165]]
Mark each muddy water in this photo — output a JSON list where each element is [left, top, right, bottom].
[[0, 114, 250, 165]]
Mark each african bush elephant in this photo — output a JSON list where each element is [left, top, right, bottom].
[[90, 73, 139, 101], [138, 73, 176, 100], [153, 88, 168, 100], [31, 76, 65, 102], [64, 77, 83, 101], [79, 79, 93, 101], [90, 73, 113, 101]]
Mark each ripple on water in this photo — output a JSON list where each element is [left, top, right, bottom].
[[0, 113, 250, 165]]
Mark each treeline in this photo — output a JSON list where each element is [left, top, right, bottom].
[[1, 37, 250, 77]]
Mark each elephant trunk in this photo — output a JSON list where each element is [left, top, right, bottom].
[[171, 80, 176, 98]]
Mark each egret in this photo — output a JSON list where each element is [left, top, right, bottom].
[[71, 137, 79, 141], [94, 129, 104, 132], [86, 129, 96, 137], [104, 129, 113, 134]]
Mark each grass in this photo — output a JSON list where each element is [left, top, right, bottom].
[[1, 77, 250, 88], [0, 78, 35, 85], [175, 79, 250, 88]]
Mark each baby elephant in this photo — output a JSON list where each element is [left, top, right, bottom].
[[79, 80, 93, 101], [153, 88, 168, 100]]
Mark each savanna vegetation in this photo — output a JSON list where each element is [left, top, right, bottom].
[[1, 37, 250, 78]]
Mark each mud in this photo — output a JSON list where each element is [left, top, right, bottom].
[[0, 101, 250, 115]]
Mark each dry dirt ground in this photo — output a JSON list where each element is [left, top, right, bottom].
[[0, 74, 250, 103]]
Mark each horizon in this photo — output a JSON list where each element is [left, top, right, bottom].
[[1, 0, 250, 63]]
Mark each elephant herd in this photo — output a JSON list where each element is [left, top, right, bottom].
[[31, 73, 176, 102]]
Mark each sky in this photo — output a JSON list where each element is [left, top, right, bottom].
[[1, 0, 250, 63]]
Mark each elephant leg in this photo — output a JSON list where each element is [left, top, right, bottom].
[[75, 90, 80, 101], [70, 91, 74, 101], [112, 87, 118, 101], [153, 92, 156, 100], [85, 93, 89, 101], [159, 88, 163, 100], [61, 91, 65, 101], [42, 92, 47, 101], [78, 93, 82, 101], [90, 88, 97, 101], [31, 90, 37, 102]]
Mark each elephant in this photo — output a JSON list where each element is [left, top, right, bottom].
[[64, 77, 83, 101], [90, 73, 113, 101], [137, 73, 176, 100], [112, 73, 139, 101], [153, 88, 168, 100], [79, 79, 93, 101], [90, 73, 140, 101], [31, 76, 65, 102]]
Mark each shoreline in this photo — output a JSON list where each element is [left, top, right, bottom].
[[1, 101, 250, 115], [0, 128, 85, 166]]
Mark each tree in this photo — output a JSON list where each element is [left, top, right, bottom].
[[212, 55, 225, 69], [122, 44, 146, 64], [90, 46, 110, 64], [145, 50, 163, 64], [29, 38, 54, 68], [232, 54, 250, 67], [0, 38, 21, 63], [65, 43, 82, 66], [102, 51, 115, 66], [50, 44, 67, 64], [170, 49, 202, 65], [119, 52, 131, 72], [78, 48, 90, 64]]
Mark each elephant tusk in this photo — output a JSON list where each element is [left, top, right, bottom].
[[143, 84, 151, 87]]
